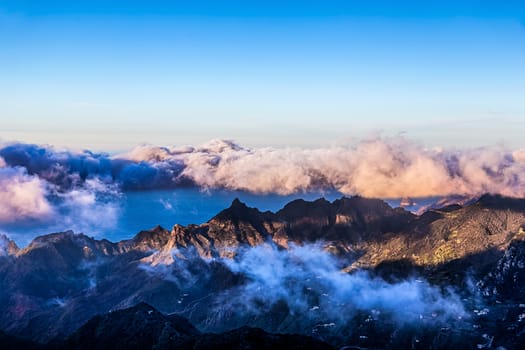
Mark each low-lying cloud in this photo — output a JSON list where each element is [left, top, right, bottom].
[[1, 137, 525, 226], [217, 243, 466, 325], [140, 242, 467, 339]]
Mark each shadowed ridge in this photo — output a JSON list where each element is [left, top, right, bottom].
[[274, 196, 415, 243], [64, 302, 200, 350], [16, 230, 121, 259], [476, 193, 525, 211], [274, 198, 335, 242], [276, 197, 332, 222], [332, 196, 415, 233], [64, 303, 334, 350], [16, 231, 115, 260]]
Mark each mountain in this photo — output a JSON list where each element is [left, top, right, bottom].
[[63, 303, 333, 350], [63, 302, 200, 350], [0, 303, 333, 350], [1, 194, 525, 348]]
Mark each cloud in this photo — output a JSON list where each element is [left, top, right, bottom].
[[0, 167, 53, 223], [216, 243, 466, 326], [115, 137, 525, 198], [53, 178, 121, 234], [2, 136, 525, 229], [139, 242, 467, 338], [0, 144, 121, 231]]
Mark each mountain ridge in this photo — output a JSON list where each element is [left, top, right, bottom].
[[2, 194, 525, 348]]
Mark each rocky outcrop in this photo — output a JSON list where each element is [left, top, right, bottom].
[[0, 235, 18, 257]]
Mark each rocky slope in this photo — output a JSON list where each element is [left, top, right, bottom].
[[1, 194, 525, 348]]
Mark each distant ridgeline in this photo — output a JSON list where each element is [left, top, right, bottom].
[[1, 194, 525, 349]]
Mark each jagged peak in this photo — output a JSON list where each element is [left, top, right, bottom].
[[0, 234, 19, 256], [152, 224, 165, 231], [131, 225, 170, 248], [209, 198, 265, 223], [276, 196, 399, 220], [231, 197, 246, 208], [277, 197, 330, 214]]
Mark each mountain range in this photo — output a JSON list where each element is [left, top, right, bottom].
[[1, 194, 525, 349]]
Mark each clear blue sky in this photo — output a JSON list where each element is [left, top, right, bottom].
[[1, 1, 524, 150]]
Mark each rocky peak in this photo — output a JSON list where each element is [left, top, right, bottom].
[[0, 234, 19, 256], [130, 225, 171, 251], [210, 198, 273, 224], [205, 199, 276, 253]]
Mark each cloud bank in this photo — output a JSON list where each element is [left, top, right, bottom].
[[1, 137, 525, 225], [117, 137, 525, 198]]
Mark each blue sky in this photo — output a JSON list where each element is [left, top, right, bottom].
[[1, 1, 524, 151]]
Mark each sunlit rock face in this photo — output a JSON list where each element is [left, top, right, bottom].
[[0, 235, 18, 257]]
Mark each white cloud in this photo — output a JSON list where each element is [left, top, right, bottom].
[[0, 167, 53, 223], [119, 137, 525, 198]]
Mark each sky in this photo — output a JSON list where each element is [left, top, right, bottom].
[[1, 1, 524, 151]]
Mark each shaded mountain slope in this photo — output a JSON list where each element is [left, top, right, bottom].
[[0, 303, 333, 350]]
